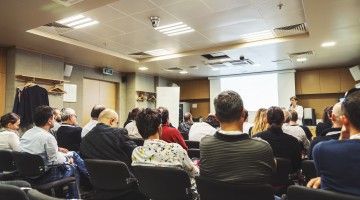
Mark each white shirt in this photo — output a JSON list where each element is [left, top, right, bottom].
[[125, 120, 142, 139], [290, 105, 304, 125], [189, 122, 217, 141], [51, 122, 61, 133], [282, 123, 310, 151], [81, 119, 98, 138], [350, 133, 360, 140], [0, 128, 20, 151], [243, 122, 253, 134], [20, 126, 66, 165]]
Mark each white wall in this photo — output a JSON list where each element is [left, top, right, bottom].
[[277, 70, 296, 108], [156, 87, 180, 128], [209, 78, 221, 113]]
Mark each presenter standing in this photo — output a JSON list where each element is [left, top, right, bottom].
[[289, 96, 303, 125]]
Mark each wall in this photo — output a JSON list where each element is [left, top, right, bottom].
[[5, 48, 127, 126], [0, 48, 6, 115]]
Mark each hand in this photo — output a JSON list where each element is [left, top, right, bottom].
[[307, 177, 321, 189], [68, 158, 74, 164], [58, 147, 69, 153]]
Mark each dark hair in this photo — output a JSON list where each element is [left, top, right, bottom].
[[290, 96, 298, 101], [184, 112, 192, 122], [91, 105, 106, 119], [205, 114, 220, 128], [243, 109, 249, 121], [289, 110, 298, 122], [158, 107, 169, 124], [33, 106, 54, 127], [214, 90, 243, 122], [0, 113, 20, 128], [136, 108, 162, 139], [345, 88, 360, 98], [322, 106, 333, 124], [342, 90, 360, 130], [267, 106, 284, 129]]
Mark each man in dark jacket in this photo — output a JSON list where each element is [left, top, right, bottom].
[[56, 108, 82, 152]]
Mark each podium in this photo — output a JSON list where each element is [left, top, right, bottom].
[[303, 108, 316, 126]]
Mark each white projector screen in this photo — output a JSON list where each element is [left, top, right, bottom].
[[220, 73, 278, 111]]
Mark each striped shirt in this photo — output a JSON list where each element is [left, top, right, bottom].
[[200, 131, 275, 185]]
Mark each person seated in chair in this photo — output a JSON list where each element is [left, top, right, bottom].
[[132, 108, 199, 194], [307, 90, 360, 197], [56, 108, 82, 152], [189, 114, 219, 142], [0, 113, 21, 151], [81, 104, 106, 138], [20, 106, 89, 199], [178, 112, 194, 140]]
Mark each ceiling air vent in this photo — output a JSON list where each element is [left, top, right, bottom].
[[288, 50, 314, 58], [273, 23, 307, 37], [163, 67, 183, 72], [201, 52, 230, 60], [52, 0, 84, 7], [128, 52, 152, 59], [37, 23, 72, 35]]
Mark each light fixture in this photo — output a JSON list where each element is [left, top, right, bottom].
[[145, 49, 172, 56], [211, 67, 220, 71], [296, 57, 307, 62], [57, 14, 98, 29], [239, 30, 275, 42], [154, 22, 195, 36], [179, 71, 188, 74], [138, 66, 148, 71], [321, 41, 336, 47]]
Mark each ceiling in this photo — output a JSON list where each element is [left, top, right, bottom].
[[0, 0, 359, 79]]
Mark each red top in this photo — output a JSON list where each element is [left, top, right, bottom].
[[160, 124, 188, 150]]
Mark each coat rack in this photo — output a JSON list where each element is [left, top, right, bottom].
[[16, 75, 68, 95]]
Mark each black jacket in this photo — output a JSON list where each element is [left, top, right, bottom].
[[56, 124, 82, 152], [308, 127, 341, 159], [80, 123, 136, 167]]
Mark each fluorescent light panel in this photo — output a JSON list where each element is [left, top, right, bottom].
[[66, 17, 92, 26], [296, 57, 307, 62], [145, 49, 172, 56], [155, 22, 195, 36], [73, 20, 98, 29], [138, 66, 148, 71], [57, 14, 98, 29], [321, 41, 336, 47], [57, 14, 84, 24], [179, 71, 188, 74]]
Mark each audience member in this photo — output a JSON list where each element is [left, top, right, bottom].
[[289, 96, 303, 125], [308, 102, 342, 159], [189, 114, 218, 142], [56, 108, 82, 152], [0, 113, 20, 151], [81, 104, 105, 138], [80, 109, 136, 167], [249, 108, 268, 136], [20, 106, 88, 199], [289, 110, 312, 140], [123, 108, 139, 128], [178, 112, 193, 140], [315, 106, 333, 136], [125, 108, 142, 139], [282, 109, 310, 152], [200, 91, 275, 185], [255, 107, 302, 173], [242, 109, 252, 134], [132, 108, 199, 194], [51, 108, 62, 133], [158, 107, 188, 150], [307, 90, 360, 196]]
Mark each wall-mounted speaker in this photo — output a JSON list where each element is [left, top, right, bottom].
[[349, 65, 360, 81], [121, 75, 127, 83], [64, 64, 73, 77]]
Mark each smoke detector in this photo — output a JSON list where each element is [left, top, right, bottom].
[[150, 16, 160, 28]]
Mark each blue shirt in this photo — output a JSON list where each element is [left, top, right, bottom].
[[313, 139, 360, 196]]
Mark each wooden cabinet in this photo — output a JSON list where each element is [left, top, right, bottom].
[[319, 68, 341, 93], [299, 70, 320, 94], [340, 68, 355, 92], [177, 79, 210, 100]]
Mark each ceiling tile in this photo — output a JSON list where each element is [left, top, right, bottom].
[[255, 0, 304, 18], [160, 0, 213, 20], [149, 0, 187, 6], [109, 0, 156, 15], [263, 9, 305, 28], [84, 5, 127, 23], [78, 24, 125, 38], [105, 17, 148, 33], [201, 0, 252, 12], [131, 7, 180, 29]]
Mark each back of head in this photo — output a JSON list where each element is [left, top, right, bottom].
[[344, 87, 360, 98], [289, 110, 298, 122], [267, 106, 285, 130], [184, 112, 192, 122], [33, 106, 53, 127], [252, 108, 268, 134], [331, 102, 342, 125], [61, 108, 76, 121], [98, 109, 119, 127], [243, 109, 249, 121], [205, 114, 220, 128], [136, 108, 161, 139], [342, 91, 360, 130], [91, 105, 106, 119], [0, 113, 20, 128], [214, 90, 243, 123], [283, 109, 291, 123], [158, 107, 169, 124], [322, 106, 333, 124]]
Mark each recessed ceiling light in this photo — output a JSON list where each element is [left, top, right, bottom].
[[321, 41, 336, 47], [138, 66, 148, 71], [239, 30, 274, 42], [57, 14, 98, 29], [73, 20, 99, 29], [67, 17, 92, 27], [57, 14, 84, 24], [296, 57, 307, 62], [179, 71, 188, 74], [145, 49, 172, 56], [154, 22, 195, 37]]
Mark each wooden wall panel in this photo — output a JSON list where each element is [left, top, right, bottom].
[[177, 79, 209, 100], [299, 70, 320, 94], [190, 101, 210, 119], [319, 68, 341, 93], [300, 94, 343, 119], [340, 68, 356, 92], [0, 48, 6, 115], [295, 72, 302, 95]]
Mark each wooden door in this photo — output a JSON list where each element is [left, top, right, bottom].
[[82, 78, 117, 125]]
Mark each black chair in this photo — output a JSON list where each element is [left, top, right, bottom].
[[0, 150, 17, 180], [271, 157, 292, 194], [27, 189, 65, 200], [85, 159, 142, 200], [301, 160, 317, 183], [0, 180, 31, 188], [0, 183, 29, 200], [133, 165, 192, 200], [185, 140, 199, 149], [195, 176, 274, 200], [131, 138, 144, 146], [12, 152, 76, 197], [187, 148, 200, 159], [287, 185, 360, 200]]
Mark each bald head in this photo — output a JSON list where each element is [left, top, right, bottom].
[[98, 109, 119, 127], [184, 112, 192, 122], [331, 102, 343, 128]]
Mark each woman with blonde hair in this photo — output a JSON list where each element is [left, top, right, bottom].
[[249, 108, 268, 136]]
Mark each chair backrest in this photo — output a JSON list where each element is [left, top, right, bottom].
[[184, 140, 199, 149], [12, 152, 46, 178], [287, 185, 360, 200], [131, 138, 144, 146], [85, 159, 134, 191], [133, 165, 192, 200], [301, 160, 317, 182], [195, 176, 274, 200], [187, 148, 200, 159], [0, 183, 29, 200], [271, 157, 292, 186], [0, 150, 16, 171]]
